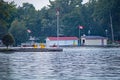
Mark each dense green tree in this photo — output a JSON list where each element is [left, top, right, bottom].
[[0, 0, 17, 40], [93, 0, 120, 40], [48, 0, 83, 37], [0, 25, 7, 39], [17, 3, 42, 38], [9, 20, 29, 46], [82, 0, 103, 36], [39, 7, 56, 38], [2, 33, 15, 49], [0, 0, 17, 28]]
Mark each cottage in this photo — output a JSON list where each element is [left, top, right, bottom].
[[46, 37, 78, 47], [81, 36, 108, 46]]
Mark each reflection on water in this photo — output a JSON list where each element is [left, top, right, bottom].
[[0, 47, 120, 80]]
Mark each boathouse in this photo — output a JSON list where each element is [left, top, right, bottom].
[[81, 36, 108, 46], [46, 37, 78, 47]]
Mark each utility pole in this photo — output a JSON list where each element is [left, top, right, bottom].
[[78, 26, 83, 46], [56, 8, 59, 47], [110, 11, 114, 44], [79, 28, 80, 46]]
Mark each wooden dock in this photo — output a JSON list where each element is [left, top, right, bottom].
[[0, 47, 63, 52]]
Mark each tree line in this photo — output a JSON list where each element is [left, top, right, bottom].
[[0, 0, 120, 46]]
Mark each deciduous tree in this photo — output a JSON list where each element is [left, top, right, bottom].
[[2, 33, 15, 49]]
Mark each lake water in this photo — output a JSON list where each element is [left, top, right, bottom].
[[0, 47, 120, 80]]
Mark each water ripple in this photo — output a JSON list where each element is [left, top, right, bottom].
[[0, 47, 120, 80]]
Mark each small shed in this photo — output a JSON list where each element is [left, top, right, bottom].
[[46, 37, 78, 47], [81, 36, 108, 46]]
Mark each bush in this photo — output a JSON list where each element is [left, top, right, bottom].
[[2, 33, 15, 49]]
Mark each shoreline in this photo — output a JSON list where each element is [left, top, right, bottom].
[[0, 45, 119, 52], [0, 47, 63, 52]]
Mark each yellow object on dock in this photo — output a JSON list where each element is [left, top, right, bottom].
[[40, 43, 45, 48], [33, 44, 37, 48]]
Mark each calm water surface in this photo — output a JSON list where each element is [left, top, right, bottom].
[[0, 47, 120, 80]]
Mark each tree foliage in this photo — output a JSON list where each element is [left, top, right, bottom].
[[2, 33, 15, 48], [9, 20, 29, 45], [93, 0, 120, 39], [0, 0, 120, 46], [0, 0, 17, 39]]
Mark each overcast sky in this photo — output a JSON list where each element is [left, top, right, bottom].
[[4, 0, 89, 10]]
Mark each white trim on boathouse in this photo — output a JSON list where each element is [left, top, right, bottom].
[[46, 37, 78, 47]]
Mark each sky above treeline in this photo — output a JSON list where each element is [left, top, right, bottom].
[[4, 0, 89, 10]]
